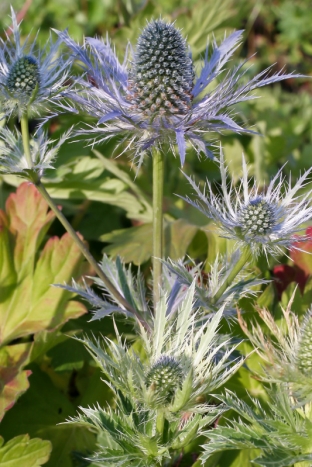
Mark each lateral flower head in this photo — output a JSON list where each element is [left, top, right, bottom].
[[183, 148, 312, 258], [57, 21, 301, 168], [145, 354, 184, 405], [0, 8, 71, 119]]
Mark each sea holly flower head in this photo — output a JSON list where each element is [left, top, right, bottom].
[[183, 148, 312, 258], [57, 20, 302, 168], [0, 8, 72, 119], [145, 354, 184, 405]]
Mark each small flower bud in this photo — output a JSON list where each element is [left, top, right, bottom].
[[7, 55, 40, 97], [145, 355, 184, 404]]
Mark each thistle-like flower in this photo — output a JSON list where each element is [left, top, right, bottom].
[[65, 284, 242, 465], [0, 8, 71, 119], [183, 148, 312, 258], [57, 20, 301, 168]]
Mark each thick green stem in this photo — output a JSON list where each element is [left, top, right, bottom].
[[20, 113, 149, 329], [211, 246, 252, 305], [20, 114, 34, 170], [152, 148, 164, 308]]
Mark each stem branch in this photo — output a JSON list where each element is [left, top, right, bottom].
[[20, 114, 34, 170]]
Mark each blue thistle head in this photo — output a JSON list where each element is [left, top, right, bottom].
[[238, 198, 277, 238], [7, 55, 40, 97], [129, 20, 194, 121]]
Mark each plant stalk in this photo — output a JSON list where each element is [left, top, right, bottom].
[[211, 246, 252, 305], [20, 113, 149, 328], [21, 114, 34, 170], [152, 148, 164, 309]]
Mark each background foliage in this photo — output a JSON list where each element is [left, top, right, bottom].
[[0, 0, 312, 465]]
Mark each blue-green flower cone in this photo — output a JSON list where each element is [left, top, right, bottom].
[[130, 20, 194, 119], [7, 55, 40, 96], [146, 355, 184, 403]]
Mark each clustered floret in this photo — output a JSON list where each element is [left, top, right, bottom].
[[238, 198, 276, 237]]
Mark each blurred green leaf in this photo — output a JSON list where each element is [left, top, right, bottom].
[[0, 434, 51, 467], [102, 218, 199, 265]]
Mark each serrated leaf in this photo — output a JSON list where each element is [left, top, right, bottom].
[[0, 343, 32, 421], [0, 182, 87, 345], [0, 434, 51, 466]]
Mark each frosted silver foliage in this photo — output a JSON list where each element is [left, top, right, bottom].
[[183, 147, 312, 258], [64, 284, 242, 466], [238, 295, 312, 406], [0, 127, 71, 176], [202, 387, 312, 467], [0, 8, 72, 118], [57, 21, 302, 168]]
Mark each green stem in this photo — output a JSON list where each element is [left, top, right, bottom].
[[211, 246, 252, 305], [156, 409, 165, 435], [20, 114, 34, 170], [20, 114, 149, 330], [152, 148, 165, 308]]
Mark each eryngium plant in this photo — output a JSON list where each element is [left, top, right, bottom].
[[238, 295, 312, 406], [0, 8, 71, 119], [66, 283, 242, 466], [57, 20, 301, 168], [201, 386, 312, 467], [183, 148, 312, 258]]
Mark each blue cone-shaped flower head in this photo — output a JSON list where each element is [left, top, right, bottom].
[[128, 20, 194, 121], [57, 20, 302, 168], [0, 8, 72, 119]]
